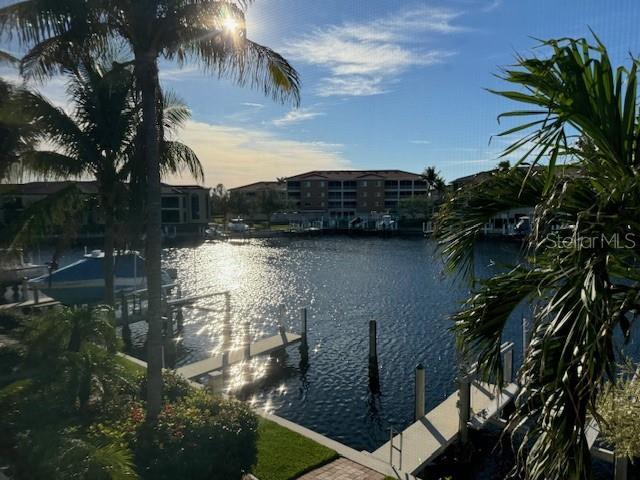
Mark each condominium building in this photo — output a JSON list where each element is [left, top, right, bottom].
[[0, 181, 211, 237], [228, 181, 286, 200], [285, 170, 429, 217]]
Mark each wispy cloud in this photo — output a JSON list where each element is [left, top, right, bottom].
[[283, 5, 464, 97], [410, 139, 431, 145], [273, 107, 325, 127], [482, 0, 503, 12], [167, 120, 349, 187], [241, 102, 264, 108]]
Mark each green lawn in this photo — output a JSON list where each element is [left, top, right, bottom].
[[252, 419, 338, 480]]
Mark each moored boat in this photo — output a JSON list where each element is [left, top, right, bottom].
[[29, 250, 172, 305]]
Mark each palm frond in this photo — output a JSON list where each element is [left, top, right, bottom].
[[160, 140, 204, 183]]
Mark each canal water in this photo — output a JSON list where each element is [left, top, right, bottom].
[[134, 236, 530, 452]]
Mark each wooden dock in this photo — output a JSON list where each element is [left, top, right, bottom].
[[0, 292, 60, 311], [373, 380, 519, 474], [176, 332, 302, 379]]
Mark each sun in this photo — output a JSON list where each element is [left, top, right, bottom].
[[222, 16, 240, 35]]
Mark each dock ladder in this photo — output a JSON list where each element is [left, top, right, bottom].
[[388, 426, 403, 470]]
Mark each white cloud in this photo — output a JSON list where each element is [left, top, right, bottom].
[[283, 5, 463, 97], [167, 120, 349, 187], [483, 0, 503, 12], [241, 102, 264, 108], [410, 139, 431, 145], [273, 107, 325, 127]]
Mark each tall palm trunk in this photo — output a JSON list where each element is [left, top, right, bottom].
[[136, 53, 163, 420], [103, 191, 116, 306]]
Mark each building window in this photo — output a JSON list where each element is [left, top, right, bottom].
[[361, 180, 368, 187], [321, 201, 325, 207], [320, 181, 325, 187], [415, 180, 427, 188], [328, 181, 341, 189], [362, 201, 368, 207], [376, 181, 382, 187], [320, 192, 325, 197], [306, 192, 311, 197], [161, 196, 180, 208], [328, 191, 341, 199], [400, 180, 413, 188], [385, 180, 397, 188], [304, 202, 312, 207], [343, 181, 357, 189], [343, 191, 357, 199], [376, 192, 382, 198], [191, 194, 201, 220], [304, 181, 311, 188], [362, 192, 368, 198], [288, 181, 300, 189]]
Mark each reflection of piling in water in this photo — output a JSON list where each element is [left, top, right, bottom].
[[223, 292, 232, 351], [368, 320, 380, 394]]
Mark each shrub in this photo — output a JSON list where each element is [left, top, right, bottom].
[[137, 369, 192, 404], [135, 390, 258, 480]]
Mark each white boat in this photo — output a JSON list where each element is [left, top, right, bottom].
[[29, 250, 172, 305], [376, 214, 397, 231], [228, 218, 249, 233], [0, 249, 47, 287]]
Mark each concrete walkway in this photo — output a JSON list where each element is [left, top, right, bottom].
[[298, 458, 385, 480]]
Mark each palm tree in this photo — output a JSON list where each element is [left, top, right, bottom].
[[421, 165, 446, 194], [0, 0, 300, 419], [0, 52, 36, 181], [435, 36, 640, 478], [13, 59, 203, 306]]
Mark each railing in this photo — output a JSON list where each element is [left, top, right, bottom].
[[388, 426, 403, 469]]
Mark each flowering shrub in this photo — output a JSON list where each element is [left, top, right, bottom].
[[135, 390, 258, 480]]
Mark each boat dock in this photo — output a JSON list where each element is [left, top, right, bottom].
[[372, 342, 518, 475], [177, 331, 302, 379]]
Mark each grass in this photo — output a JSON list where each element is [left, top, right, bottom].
[[252, 419, 338, 480], [115, 353, 145, 378]]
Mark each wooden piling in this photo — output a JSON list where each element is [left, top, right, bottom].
[[176, 307, 184, 331], [415, 364, 426, 420], [300, 307, 308, 342], [120, 291, 132, 347], [243, 322, 251, 360], [614, 455, 628, 480], [504, 346, 514, 384], [368, 320, 380, 394], [369, 320, 378, 362]]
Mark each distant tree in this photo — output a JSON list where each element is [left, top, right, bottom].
[[210, 184, 231, 223], [421, 166, 446, 194], [257, 189, 285, 228], [228, 191, 251, 219], [398, 195, 437, 220], [496, 160, 511, 172]]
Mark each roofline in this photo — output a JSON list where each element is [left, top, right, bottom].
[[285, 169, 423, 180]]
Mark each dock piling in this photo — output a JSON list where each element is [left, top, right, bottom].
[[243, 322, 251, 360], [207, 371, 224, 393], [614, 454, 629, 480], [278, 304, 288, 344], [120, 292, 132, 347], [415, 364, 426, 420], [368, 320, 380, 394], [504, 346, 514, 384], [300, 307, 308, 341], [176, 307, 184, 331]]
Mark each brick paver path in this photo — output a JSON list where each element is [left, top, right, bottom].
[[297, 458, 385, 480]]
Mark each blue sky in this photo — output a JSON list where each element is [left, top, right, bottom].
[[3, 0, 640, 187]]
